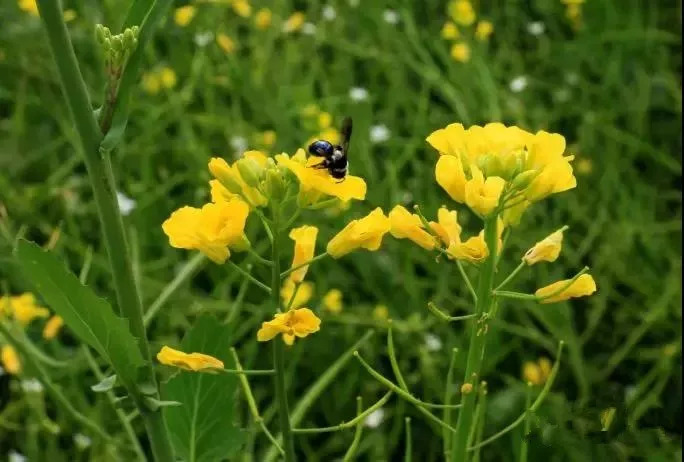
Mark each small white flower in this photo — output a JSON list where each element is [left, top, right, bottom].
[[400, 191, 413, 204], [230, 136, 248, 156], [526, 21, 545, 36], [363, 408, 385, 428], [382, 10, 400, 25], [302, 22, 317, 35], [369, 124, 390, 143], [21, 378, 44, 393], [424, 334, 443, 352], [116, 192, 136, 216], [509, 76, 528, 93], [194, 31, 214, 47], [349, 87, 369, 102], [624, 385, 638, 403], [322, 5, 336, 21], [8, 451, 27, 462], [74, 433, 92, 450]]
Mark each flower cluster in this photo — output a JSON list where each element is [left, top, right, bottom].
[[441, 0, 494, 63]]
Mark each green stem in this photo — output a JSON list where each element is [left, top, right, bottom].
[[270, 217, 295, 462], [228, 260, 272, 294], [292, 391, 392, 433], [280, 253, 329, 279], [404, 417, 413, 462], [35, 2, 173, 460], [494, 261, 526, 292], [518, 384, 533, 462], [451, 215, 499, 462], [342, 397, 364, 462], [443, 348, 458, 459]]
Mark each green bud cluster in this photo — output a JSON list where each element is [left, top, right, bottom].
[[95, 24, 140, 74]]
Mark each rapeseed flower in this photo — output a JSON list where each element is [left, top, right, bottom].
[[327, 208, 390, 258], [209, 154, 268, 207], [322, 289, 343, 314], [523, 227, 566, 265], [372, 304, 389, 320], [157, 346, 224, 373], [449, 0, 476, 26], [174, 5, 196, 27], [522, 357, 552, 385], [231, 0, 251, 18], [288, 226, 318, 283], [389, 205, 437, 250], [1, 293, 49, 326], [1, 345, 20, 374], [255, 8, 272, 29], [18, 0, 38, 15], [42, 315, 64, 340], [281, 279, 314, 309], [535, 274, 596, 303], [475, 20, 494, 40], [257, 308, 321, 345], [441, 22, 460, 40], [283, 12, 305, 33], [216, 34, 236, 54], [450, 43, 471, 62]]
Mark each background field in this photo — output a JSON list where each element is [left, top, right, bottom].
[[0, 0, 682, 461]]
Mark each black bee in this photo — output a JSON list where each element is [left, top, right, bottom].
[[307, 117, 352, 181]]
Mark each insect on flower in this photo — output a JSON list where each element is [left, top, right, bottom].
[[307, 116, 352, 181]]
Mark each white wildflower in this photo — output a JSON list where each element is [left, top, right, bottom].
[[349, 87, 369, 102], [509, 76, 528, 93], [322, 5, 336, 21], [425, 334, 443, 352], [369, 124, 390, 143], [526, 21, 545, 36], [116, 192, 136, 216], [383, 10, 400, 25], [363, 408, 385, 428]]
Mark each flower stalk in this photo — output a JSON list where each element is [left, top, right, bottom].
[[451, 213, 499, 461]]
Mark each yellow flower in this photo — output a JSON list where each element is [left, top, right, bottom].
[[1, 345, 20, 375], [281, 279, 314, 309], [257, 308, 321, 345], [174, 5, 196, 27], [283, 12, 305, 33], [209, 156, 267, 207], [142, 72, 161, 94], [576, 158, 592, 175], [162, 199, 250, 264], [42, 315, 64, 340], [523, 227, 566, 265], [389, 205, 436, 250], [159, 67, 177, 89], [450, 42, 471, 62], [522, 357, 552, 385], [255, 8, 272, 29], [260, 130, 277, 148], [441, 22, 460, 40], [157, 346, 224, 373], [288, 226, 318, 283], [276, 150, 366, 204], [475, 20, 494, 40], [1, 293, 49, 326], [429, 207, 462, 247], [327, 208, 391, 258], [372, 304, 389, 320], [231, 0, 251, 18], [318, 112, 333, 129], [216, 33, 236, 54], [322, 289, 343, 314], [464, 165, 506, 216], [435, 154, 467, 203], [449, 0, 476, 26], [447, 235, 488, 263], [18, 0, 38, 15], [535, 274, 597, 304]]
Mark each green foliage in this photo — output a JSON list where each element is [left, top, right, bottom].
[[162, 315, 245, 461], [14, 240, 145, 387]]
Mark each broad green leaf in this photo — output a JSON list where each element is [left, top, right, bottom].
[[91, 374, 117, 392], [15, 240, 145, 386], [162, 315, 245, 462]]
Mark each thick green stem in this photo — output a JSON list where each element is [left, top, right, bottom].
[[35, 2, 173, 460], [451, 215, 499, 462], [270, 219, 296, 461]]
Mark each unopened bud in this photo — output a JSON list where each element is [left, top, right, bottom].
[[208, 158, 243, 194], [123, 28, 136, 50], [236, 157, 263, 188], [95, 24, 107, 44], [263, 168, 286, 201], [111, 36, 123, 52], [510, 169, 538, 190], [461, 383, 473, 394]]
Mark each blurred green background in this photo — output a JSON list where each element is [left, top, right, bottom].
[[0, 0, 681, 460]]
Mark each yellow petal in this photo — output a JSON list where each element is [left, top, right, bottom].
[[327, 208, 391, 258], [42, 315, 64, 340], [174, 5, 196, 26], [535, 274, 597, 304], [288, 226, 319, 283], [435, 155, 467, 203], [1, 345, 21, 374], [389, 205, 436, 250], [322, 289, 343, 314], [156, 346, 224, 373], [280, 279, 314, 309], [523, 227, 565, 265]]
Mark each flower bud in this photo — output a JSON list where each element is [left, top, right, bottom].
[[510, 169, 538, 190], [123, 28, 136, 50], [236, 157, 263, 188], [95, 24, 108, 44], [263, 168, 286, 201], [208, 158, 243, 194], [522, 226, 567, 265], [111, 35, 123, 52]]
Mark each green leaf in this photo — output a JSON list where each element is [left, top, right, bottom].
[[162, 315, 245, 462], [15, 240, 145, 387], [144, 397, 182, 411], [91, 374, 117, 392]]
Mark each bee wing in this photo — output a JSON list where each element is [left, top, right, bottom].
[[340, 117, 353, 154]]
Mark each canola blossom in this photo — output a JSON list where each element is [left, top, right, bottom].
[[523, 227, 566, 265], [42, 315, 64, 340], [257, 308, 321, 345], [288, 226, 319, 283], [157, 346, 224, 373], [322, 289, 343, 314], [535, 274, 597, 303], [281, 279, 314, 309], [1, 345, 21, 375], [1, 293, 49, 326], [327, 208, 390, 258], [389, 205, 437, 250]]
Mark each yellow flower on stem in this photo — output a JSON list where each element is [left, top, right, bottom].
[[1, 345, 20, 374], [257, 308, 321, 346], [447, 234, 488, 263], [157, 346, 224, 373], [389, 205, 437, 250], [435, 154, 468, 203], [288, 226, 319, 283], [372, 304, 389, 320], [159, 67, 177, 89], [276, 149, 366, 204], [450, 42, 471, 63], [283, 12, 305, 33], [281, 279, 314, 309], [523, 226, 567, 265], [535, 274, 597, 304], [174, 5, 196, 27], [322, 289, 343, 314], [18, 0, 38, 15], [231, 0, 251, 18], [475, 20, 494, 40], [255, 8, 272, 29], [209, 156, 267, 207], [216, 33, 236, 54], [42, 315, 64, 340], [1, 293, 49, 326], [464, 165, 506, 216], [429, 207, 462, 247], [142, 72, 161, 94], [522, 357, 552, 385], [449, 0, 476, 26], [327, 208, 391, 258], [162, 199, 250, 264], [441, 22, 460, 40]]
